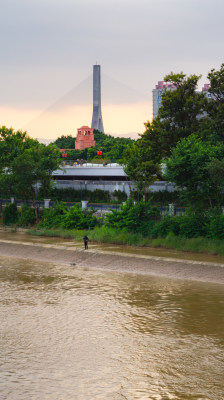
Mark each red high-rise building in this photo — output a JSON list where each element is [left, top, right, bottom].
[[75, 126, 96, 150]]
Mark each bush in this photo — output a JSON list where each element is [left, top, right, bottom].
[[178, 214, 208, 238], [151, 215, 181, 237], [150, 213, 209, 238], [206, 215, 224, 239], [37, 202, 98, 230], [18, 204, 36, 226], [60, 204, 98, 229], [37, 187, 113, 203], [112, 190, 127, 202], [146, 190, 182, 205], [3, 203, 19, 225], [37, 202, 68, 228], [106, 199, 160, 235]]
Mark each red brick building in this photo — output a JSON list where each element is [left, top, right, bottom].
[[75, 126, 95, 150]]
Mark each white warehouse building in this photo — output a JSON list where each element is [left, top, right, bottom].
[[52, 163, 175, 195]]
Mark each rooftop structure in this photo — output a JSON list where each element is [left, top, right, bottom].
[[91, 64, 104, 133], [75, 126, 95, 150], [202, 83, 210, 92]]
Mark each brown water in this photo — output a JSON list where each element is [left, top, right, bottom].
[[0, 256, 224, 399]]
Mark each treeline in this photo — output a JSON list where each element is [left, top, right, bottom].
[[37, 187, 127, 203], [3, 200, 224, 240], [0, 126, 61, 221], [123, 64, 224, 210], [53, 130, 134, 163], [37, 187, 180, 205]]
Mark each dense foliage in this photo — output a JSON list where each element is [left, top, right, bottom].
[[2, 203, 19, 225], [105, 201, 224, 239], [2, 199, 224, 240], [37, 187, 127, 203], [52, 130, 134, 163], [53, 135, 75, 149], [165, 135, 224, 209], [0, 127, 60, 220], [106, 199, 160, 236], [37, 202, 99, 230], [123, 64, 224, 210], [2, 203, 35, 226]]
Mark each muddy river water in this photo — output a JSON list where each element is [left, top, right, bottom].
[[0, 235, 224, 399]]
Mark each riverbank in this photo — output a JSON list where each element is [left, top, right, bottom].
[[0, 233, 224, 284], [27, 227, 224, 256]]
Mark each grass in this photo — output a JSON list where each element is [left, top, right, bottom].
[[150, 234, 224, 256], [26, 226, 224, 256], [27, 228, 86, 240]]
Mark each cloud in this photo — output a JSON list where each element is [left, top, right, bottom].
[[1, 0, 224, 137]]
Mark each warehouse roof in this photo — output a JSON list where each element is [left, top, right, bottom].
[[53, 163, 127, 178]]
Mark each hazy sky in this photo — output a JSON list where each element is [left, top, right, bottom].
[[1, 0, 224, 139]]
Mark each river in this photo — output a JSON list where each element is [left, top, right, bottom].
[[0, 256, 224, 400]]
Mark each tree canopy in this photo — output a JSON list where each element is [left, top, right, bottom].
[[0, 126, 60, 219], [165, 135, 224, 209], [53, 135, 75, 149], [123, 64, 224, 207], [52, 129, 135, 163]]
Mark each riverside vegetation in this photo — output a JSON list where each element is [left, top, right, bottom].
[[1, 65, 224, 256], [2, 200, 224, 257]]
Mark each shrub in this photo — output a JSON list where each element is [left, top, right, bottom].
[[37, 202, 98, 230], [18, 204, 36, 226], [146, 190, 182, 205], [3, 203, 19, 225], [206, 215, 224, 239], [37, 187, 113, 203], [60, 204, 98, 229], [37, 202, 68, 228], [151, 215, 181, 237], [112, 190, 127, 202], [106, 199, 160, 235], [178, 214, 208, 238]]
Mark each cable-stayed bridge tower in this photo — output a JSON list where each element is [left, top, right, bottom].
[[91, 64, 104, 133]]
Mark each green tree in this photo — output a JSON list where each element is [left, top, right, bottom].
[[140, 73, 207, 162], [123, 141, 160, 200], [106, 199, 160, 235], [203, 63, 224, 142], [0, 126, 39, 172], [165, 135, 224, 209], [0, 127, 60, 220], [53, 135, 75, 149], [9, 145, 60, 220], [206, 158, 224, 207]]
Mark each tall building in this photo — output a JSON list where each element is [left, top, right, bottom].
[[91, 64, 104, 133], [202, 83, 212, 99], [152, 81, 176, 119], [153, 81, 212, 120]]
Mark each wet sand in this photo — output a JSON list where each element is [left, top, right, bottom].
[[0, 236, 224, 284]]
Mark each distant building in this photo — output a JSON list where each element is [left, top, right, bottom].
[[75, 126, 95, 150], [152, 81, 176, 119], [52, 163, 175, 196], [153, 81, 212, 119], [202, 83, 213, 99]]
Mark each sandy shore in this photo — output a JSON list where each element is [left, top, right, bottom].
[[0, 237, 224, 284]]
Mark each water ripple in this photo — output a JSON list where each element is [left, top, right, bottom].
[[0, 257, 224, 400]]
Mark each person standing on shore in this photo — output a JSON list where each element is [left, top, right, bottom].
[[83, 235, 89, 250]]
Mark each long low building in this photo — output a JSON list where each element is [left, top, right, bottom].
[[52, 163, 175, 195]]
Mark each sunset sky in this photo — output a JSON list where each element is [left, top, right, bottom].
[[1, 0, 224, 140]]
